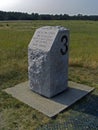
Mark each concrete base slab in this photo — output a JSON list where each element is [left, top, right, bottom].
[[4, 81, 94, 117]]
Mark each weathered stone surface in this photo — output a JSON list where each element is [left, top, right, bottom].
[[28, 26, 69, 98]]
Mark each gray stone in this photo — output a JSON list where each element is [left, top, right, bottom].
[[28, 26, 69, 98]]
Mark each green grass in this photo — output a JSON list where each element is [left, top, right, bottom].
[[0, 20, 98, 130]]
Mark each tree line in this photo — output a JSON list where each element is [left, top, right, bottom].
[[0, 11, 98, 21]]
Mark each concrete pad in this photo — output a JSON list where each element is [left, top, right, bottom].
[[4, 81, 94, 117]]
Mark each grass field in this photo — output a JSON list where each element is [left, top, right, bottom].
[[0, 20, 98, 130]]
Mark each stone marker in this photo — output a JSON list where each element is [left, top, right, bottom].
[[28, 26, 69, 98]]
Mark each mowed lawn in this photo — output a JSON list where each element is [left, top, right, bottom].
[[0, 20, 98, 130]]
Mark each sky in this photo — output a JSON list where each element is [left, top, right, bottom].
[[0, 0, 98, 15]]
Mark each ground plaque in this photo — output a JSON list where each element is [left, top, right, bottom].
[[28, 26, 69, 98]]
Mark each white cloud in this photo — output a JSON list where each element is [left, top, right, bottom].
[[0, 0, 20, 10], [0, 0, 98, 15]]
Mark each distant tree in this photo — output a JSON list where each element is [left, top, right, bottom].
[[0, 11, 98, 21], [40, 14, 52, 20]]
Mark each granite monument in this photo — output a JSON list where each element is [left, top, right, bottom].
[[28, 26, 69, 98]]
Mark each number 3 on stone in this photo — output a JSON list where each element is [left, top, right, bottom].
[[60, 35, 68, 55]]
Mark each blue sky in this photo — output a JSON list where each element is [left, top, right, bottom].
[[0, 0, 98, 15]]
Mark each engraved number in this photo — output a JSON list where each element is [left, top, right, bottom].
[[60, 35, 68, 55]]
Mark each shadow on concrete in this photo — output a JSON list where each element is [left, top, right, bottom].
[[52, 87, 92, 106], [70, 89, 98, 117], [37, 90, 98, 130]]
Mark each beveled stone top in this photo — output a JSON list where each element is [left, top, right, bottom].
[[28, 26, 68, 52], [38, 26, 67, 31]]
